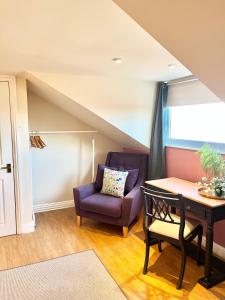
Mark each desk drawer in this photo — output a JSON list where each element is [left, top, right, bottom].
[[185, 201, 206, 219]]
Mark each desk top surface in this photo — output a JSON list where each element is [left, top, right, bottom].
[[145, 177, 225, 208]]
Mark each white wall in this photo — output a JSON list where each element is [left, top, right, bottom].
[[28, 92, 122, 207], [27, 72, 156, 148]]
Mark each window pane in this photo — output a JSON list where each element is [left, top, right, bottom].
[[170, 103, 225, 144]]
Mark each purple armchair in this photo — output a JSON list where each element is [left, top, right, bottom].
[[73, 152, 148, 237]]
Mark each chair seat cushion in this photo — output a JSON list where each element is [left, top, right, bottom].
[[80, 193, 123, 218], [149, 214, 200, 240]]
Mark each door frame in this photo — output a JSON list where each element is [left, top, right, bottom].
[[0, 75, 22, 234]]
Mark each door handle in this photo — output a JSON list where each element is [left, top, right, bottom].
[[0, 164, 11, 173]]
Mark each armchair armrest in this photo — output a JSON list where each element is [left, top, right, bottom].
[[125, 186, 142, 200], [122, 186, 143, 226], [73, 183, 96, 214]]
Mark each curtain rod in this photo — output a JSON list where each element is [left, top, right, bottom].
[[29, 130, 98, 134], [165, 76, 198, 86]]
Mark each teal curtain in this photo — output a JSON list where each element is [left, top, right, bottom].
[[148, 82, 168, 179]]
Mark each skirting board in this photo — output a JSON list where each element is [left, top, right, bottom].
[[202, 236, 225, 262], [34, 200, 74, 213], [20, 221, 35, 234], [193, 236, 225, 262]]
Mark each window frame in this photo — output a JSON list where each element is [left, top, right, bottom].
[[165, 106, 225, 154]]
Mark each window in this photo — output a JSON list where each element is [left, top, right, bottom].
[[167, 102, 225, 152]]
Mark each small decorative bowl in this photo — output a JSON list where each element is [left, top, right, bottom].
[[198, 187, 225, 200]]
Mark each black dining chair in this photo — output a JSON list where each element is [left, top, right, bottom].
[[141, 186, 203, 290]]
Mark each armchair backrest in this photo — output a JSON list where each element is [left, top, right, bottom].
[[105, 152, 148, 186]]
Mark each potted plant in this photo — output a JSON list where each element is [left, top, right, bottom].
[[197, 144, 225, 198]]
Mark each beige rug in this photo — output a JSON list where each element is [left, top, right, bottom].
[[0, 250, 127, 300]]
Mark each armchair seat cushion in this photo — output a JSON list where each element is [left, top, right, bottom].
[[80, 193, 123, 218]]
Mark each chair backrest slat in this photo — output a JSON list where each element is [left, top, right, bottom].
[[141, 186, 186, 240]]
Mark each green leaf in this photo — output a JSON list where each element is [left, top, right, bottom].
[[198, 144, 225, 178]]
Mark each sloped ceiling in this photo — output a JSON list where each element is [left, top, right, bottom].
[[26, 72, 155, 151], [113, 0, 225, 100], [0, 0, 190, 81]]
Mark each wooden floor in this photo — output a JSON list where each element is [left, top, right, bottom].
[[0, 208, 224, 300]]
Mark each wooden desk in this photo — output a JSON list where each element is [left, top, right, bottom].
[[145, 177, 225, 289]]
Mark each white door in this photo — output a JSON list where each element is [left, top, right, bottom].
[[0, 81, 16, 236]]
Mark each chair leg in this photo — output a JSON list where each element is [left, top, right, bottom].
[[123, 226, 128, 238], [158, 240, 162, 253], [77, 215, 82, 226], [176, 246, 186, 290], [143, 231, 151, 274], [197, 226, 203, 266]]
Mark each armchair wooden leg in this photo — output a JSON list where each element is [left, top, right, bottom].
[[77, 216, 82, 226], [137, 209, 143, 220], [123, 226, 128, 238]]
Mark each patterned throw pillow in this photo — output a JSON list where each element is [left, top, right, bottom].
[[101, 168, 128, 198]]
